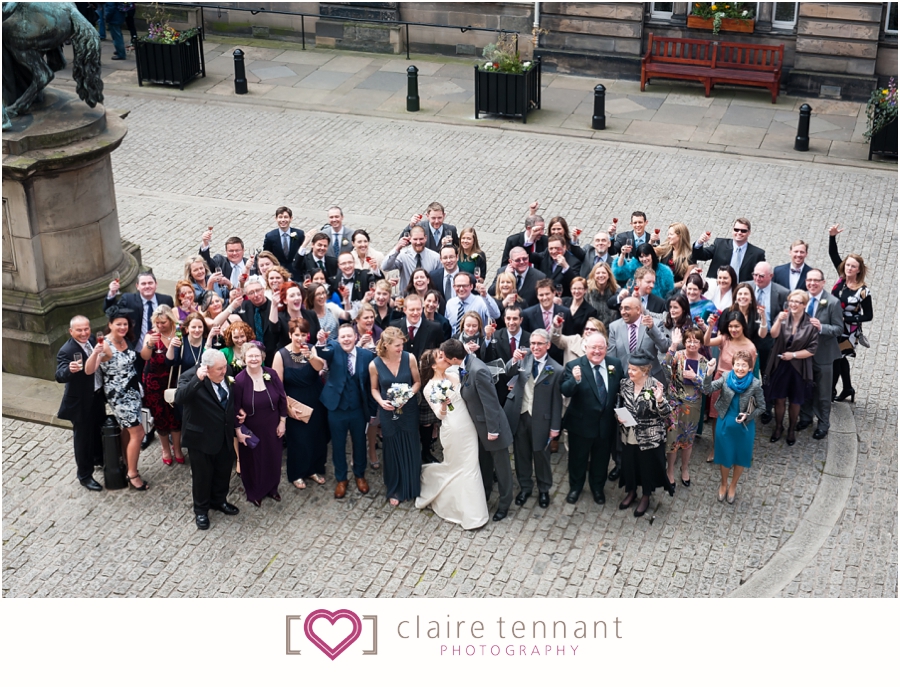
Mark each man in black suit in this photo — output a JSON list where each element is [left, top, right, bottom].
[[613, 211, 656, 254], [751, 262, 789, 423], [532, 235, 582, 298], [580, 230, 615, 278], [560, 332, 623, 505], [55, 315, 107, 491], [429, 243, 462, 307], [773, 240, 814, 292], [482, 305, 531, 407], [198, 228, 249, 287], [606, 267, 666, 318], [501, 214, 547, 266], [104, 271, 174, 450], [691, 217, 766, 283], [489, 246, 546, 307], [262, 206, 305, 280], [522, 279, 569, 364], [401, 201, 459, 252], [239, 276, 279, 365], [331, 252, 374, 302], [293, 231, 338, 281], [174, 349, 240, 530], [396, 294, 444, 359]]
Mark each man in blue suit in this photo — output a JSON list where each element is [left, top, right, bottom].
[[772, 240, 814, 292], [262, 206, 304, 281], [560, 332, 623, 505], [316, 323, 378, 498]]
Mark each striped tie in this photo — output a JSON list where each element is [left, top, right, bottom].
[[455, 299, 466, 335], [629, 323, 637, 353]]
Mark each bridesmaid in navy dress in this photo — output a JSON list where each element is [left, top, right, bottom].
[[233, 341, 288, 506], [369, 326, 421, 506]]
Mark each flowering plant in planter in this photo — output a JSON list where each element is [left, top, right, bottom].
[[480, 33, 533, 74], [139, 3, 199, 44], [864, 78, 898, 141], [690, 2, 755, 34]]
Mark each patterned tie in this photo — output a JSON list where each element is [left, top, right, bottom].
[[347, 352, 354, 377], [282, 232, 289, 256], [455, 299, 466, 335], [594, 365, 608, 407], [543, 310, 551, 329], [807, 298, 816, 316], [408, 326, 415, 341], [333, 232, 341, 255], [216, 383, 228, 408], [142, 299, 153, 346], [510, 335, 516, 356], [629, 323, 637, 353]]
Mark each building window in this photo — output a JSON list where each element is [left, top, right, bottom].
[[770, 2, 798, 29], [650, 2, 674, 20], [887, 2, 898, 34]]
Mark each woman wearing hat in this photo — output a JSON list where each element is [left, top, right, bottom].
[[616, 351, 674, 517]]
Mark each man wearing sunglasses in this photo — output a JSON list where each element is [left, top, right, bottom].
[[691, 218, 766, 283]]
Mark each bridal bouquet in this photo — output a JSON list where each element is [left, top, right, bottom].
[[386, 383, 415, 420], [428, 379, 455, 411]]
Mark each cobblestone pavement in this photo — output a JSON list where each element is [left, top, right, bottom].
[[2, 95, 896, 597]]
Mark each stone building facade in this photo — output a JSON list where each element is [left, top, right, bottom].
[[164, 2, 898, 100]]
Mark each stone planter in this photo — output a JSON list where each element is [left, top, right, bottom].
[[474, 57, 542, 124], [868, 118, 898, 160], [687, 15, 755, 33], [135, 31, 206, 89]]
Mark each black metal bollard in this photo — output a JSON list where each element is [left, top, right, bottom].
[[101, 415, 127, 490], [233, 48, 248, 95], [407, 65, 419, 112], [794, 103, 812, 151], [592, 84, 606, 130]]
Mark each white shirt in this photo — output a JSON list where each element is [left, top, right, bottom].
[[756, 284, 772, 326], [445, 294, 501, 335], [591, 359, 610, 392], [789, 263, 806, 291]]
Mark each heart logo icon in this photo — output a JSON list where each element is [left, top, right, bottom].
[[304, 609, 362, 660]]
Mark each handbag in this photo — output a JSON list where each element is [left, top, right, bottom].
[[140, 407, 154, 434], [287, 396, 313, 423], [856, 325, 870, 348], [163, 365, 179, 405], [741, 393, 757, 422], [238, 425, 260, 450]]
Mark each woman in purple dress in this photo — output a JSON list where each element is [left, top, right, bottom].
[[233, 341, 288, 506]]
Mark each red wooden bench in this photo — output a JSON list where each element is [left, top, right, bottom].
[[641, 33, 784, 103]]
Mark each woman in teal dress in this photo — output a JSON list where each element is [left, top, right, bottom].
[[702, 350, 766, 505], [683, 273, 718, 323], [369, 326, 421, 506], [613, 242, 675, 299]]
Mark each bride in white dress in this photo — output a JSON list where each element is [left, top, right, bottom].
[[416, 350, 489, 530]]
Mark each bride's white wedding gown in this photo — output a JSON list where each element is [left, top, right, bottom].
[[417, 374, 489, 530]]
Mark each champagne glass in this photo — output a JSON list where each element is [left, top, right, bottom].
[[73, 352, 83, 370], [474, 266, 481, 280]]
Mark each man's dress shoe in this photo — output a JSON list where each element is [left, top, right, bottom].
[[492, 510, 508, 522], [592, 490, 606, 505], [334, 480, 348, 499], [565, 490, 580, 504], [195, 514, 210, 530], [795, 419, 813, 432], [812, 428, 828, 440], [212, 502, 239, 515], [538, 492, 550, 508], [608, 467, 620, 482], [515, 491, 531, 506], [79, 476, 103, 492], [356, 477, 370, 494]]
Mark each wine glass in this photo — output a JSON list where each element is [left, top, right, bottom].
[[474, 267, 481, 280], [554, 283, 563, 298], [73, 352, 83, 369]]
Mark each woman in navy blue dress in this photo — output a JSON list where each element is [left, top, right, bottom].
[[369, 327, 421, 506]]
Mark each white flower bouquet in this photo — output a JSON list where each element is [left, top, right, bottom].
[[387, 383, 415, 420], [428, 379, 454, 411]]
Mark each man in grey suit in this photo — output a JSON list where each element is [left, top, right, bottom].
[[607, 297, 670, 383], [324, 205, 355, 258], [580, 230, 615, 278], [797, 269, 844, 440], [502, 329, 563, 509], [751, 262, 789, 423], [441, 338, 514, 522], [401, 201, 459, 252]]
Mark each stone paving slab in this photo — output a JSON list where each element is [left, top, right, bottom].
[[2, 92, 895, 598]]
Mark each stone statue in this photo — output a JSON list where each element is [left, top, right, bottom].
[[2, 2, 103, 130]]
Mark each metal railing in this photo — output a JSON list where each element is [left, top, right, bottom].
[[173, 3, 519, 60]]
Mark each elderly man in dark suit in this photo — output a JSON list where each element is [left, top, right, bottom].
[[691, 217, 766, 283], [401, 201, 459, 252], [55, 315, 107, 491], [501, 214, 547, 266], [773, 240, 814, 292], [239, 276, 280, 365], [489, 246, 547, 308], [440, 338, 514, 522], [560, 332, 623, 505], [262, 206, 304, 279], [175, 349, 241, 530], [502, 328, 563, 509], [796, 269, 844, 440], [317, 324, 378, 497]]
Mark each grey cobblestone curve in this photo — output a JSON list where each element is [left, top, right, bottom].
[[2, 95, 895, 598]]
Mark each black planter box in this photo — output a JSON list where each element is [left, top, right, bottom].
[[868, 118, 898, 160], [474, 57, 542, 124], [135, 31, 206, 90]]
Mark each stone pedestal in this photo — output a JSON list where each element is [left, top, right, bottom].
[[2, 88, 135, 380]]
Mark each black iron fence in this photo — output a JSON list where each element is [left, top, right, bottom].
[[164, 3, 520, 60]]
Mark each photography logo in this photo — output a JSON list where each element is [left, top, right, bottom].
[[286, 610, 377, 659]]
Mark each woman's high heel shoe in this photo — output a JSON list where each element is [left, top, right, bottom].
[[127, 474, 149, 491], [835, 388, 856, 403], [786, 426, 797, 446], [770, 427, 784, 443]]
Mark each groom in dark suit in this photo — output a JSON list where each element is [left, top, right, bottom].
[[175, 349, 240, 530], [440, 338, 514, 522], [560, 332, 623, 505]]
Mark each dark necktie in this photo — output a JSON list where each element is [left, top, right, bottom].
[[333, 233, 341, 254], [445, 274, 453, 301], [216, 383, 228, 408], [317, 259, 325, 271], [455, 300, 466, 335], [516, 274, 523, 291], [510, 336, 517, 356], [416, 252, 422, 268], [594, 365, 608, 407], [629, 323, 638, 353], [408, 326, 415, 341], [282, 232, 290, 256], [807, 298, 816, 316], [532, 359, 540, 380], [143, 299, 153, 339], [254, 308, 264, 341]]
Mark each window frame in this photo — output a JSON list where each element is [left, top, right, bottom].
[[649, 2, 675, 20], [886, 2, 898, 35], [768, 2, 799, 30]]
